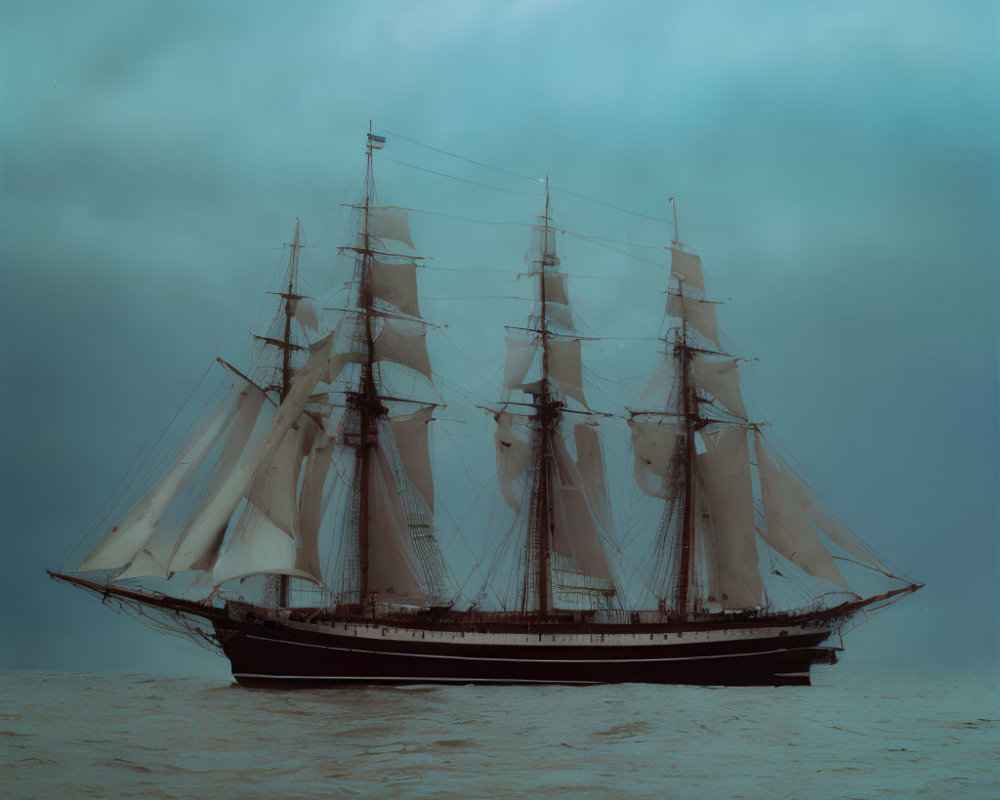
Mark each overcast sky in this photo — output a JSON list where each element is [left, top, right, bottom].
[[1, 0, 996, 676]]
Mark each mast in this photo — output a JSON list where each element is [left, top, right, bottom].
[[671, 197, 695, 616], [529, 176, 558, 616], [676, 310, 695, 615], [277, 219, 303, 607], [354, 123, 383, 614]]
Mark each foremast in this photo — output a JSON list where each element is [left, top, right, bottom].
[[255, 219, 306, 608]]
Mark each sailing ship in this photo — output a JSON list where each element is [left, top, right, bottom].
[[50, 130, 921, 686]]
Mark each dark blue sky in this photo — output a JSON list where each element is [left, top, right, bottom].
[[2, 0, 996, 674]]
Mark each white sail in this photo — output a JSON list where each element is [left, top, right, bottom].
[[114, 384, 268, 578], [755, 435, 849, 588], [545, 302, 574, 330], [372, 260, 421, 319], [542, 272, 569, 306], [389, 405, 435, 512], [368, 448, 427, 602], [494, 411, 532, 511], [629, 417, 682, 498], [170, 341, 331, 574], [548, 338, 587, 407], [374, 320, 433, 382], [295, 434, 335, 581], [369, 207, 414, 248], [670, 248, 705, 292], [692, 357, 746, 419], [79, 383, 243, 572], [784, 475, 890, 573], [503, 336, 539, 391], [573, 423, 610, 528], [291, 297, 320, 334], [211, 499, 321, 586], [551, 435, 615, 582], [248, 423, 314, 543], [166, 389, 270, 573], [696, 426, 762, 609], [666, 292, 720, 347]]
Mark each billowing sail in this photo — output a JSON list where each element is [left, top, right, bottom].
[[79, 382, 245, 572], [670, 248, 705, 292], [573, 423, 610, 528], [692, 357, 746, 419], [166, 388, 270, 573], [666, 291, 720, 347], [503, 336, 539, 391], [550, 435, 615, 583], [696, 426, 762, 609], [754, 435, 849, 588], [548, 338, 587, 407], [389, 405, 435, 512], [368, 207, 414, 248], [294, 434, 335, 581], [374, 320, 433, 382], [367, 448, 427, 602], [494, 411, 532, 511], [372, 260, 421, 318], [291, 297, 320, 334], [629, 416, 682, 499]]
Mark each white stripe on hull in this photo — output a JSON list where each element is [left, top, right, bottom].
[[245, 634, 822, 664]]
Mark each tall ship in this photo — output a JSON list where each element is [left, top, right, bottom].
[[50, 130, 921, 686]]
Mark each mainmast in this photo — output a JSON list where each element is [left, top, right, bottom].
[[531, 176, 557, 617], [353, 124, 386, 614], [672, 199, 696, 615]]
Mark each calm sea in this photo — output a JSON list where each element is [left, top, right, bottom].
[[2, 669, 996, 799]]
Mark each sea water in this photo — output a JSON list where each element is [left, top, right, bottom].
[[2, 669, 996, 799]]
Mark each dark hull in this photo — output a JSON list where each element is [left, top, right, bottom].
[[215, 619, 837, 687], [49, 571, 924, 688]]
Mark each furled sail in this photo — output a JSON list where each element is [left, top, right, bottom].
[[754, 434, 849, 588], [696, 426, 762, 608]]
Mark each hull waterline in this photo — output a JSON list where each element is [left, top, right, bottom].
[[214, 618, 838, 687]]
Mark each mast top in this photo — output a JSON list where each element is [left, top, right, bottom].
[[669, 197, 683, 248]]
